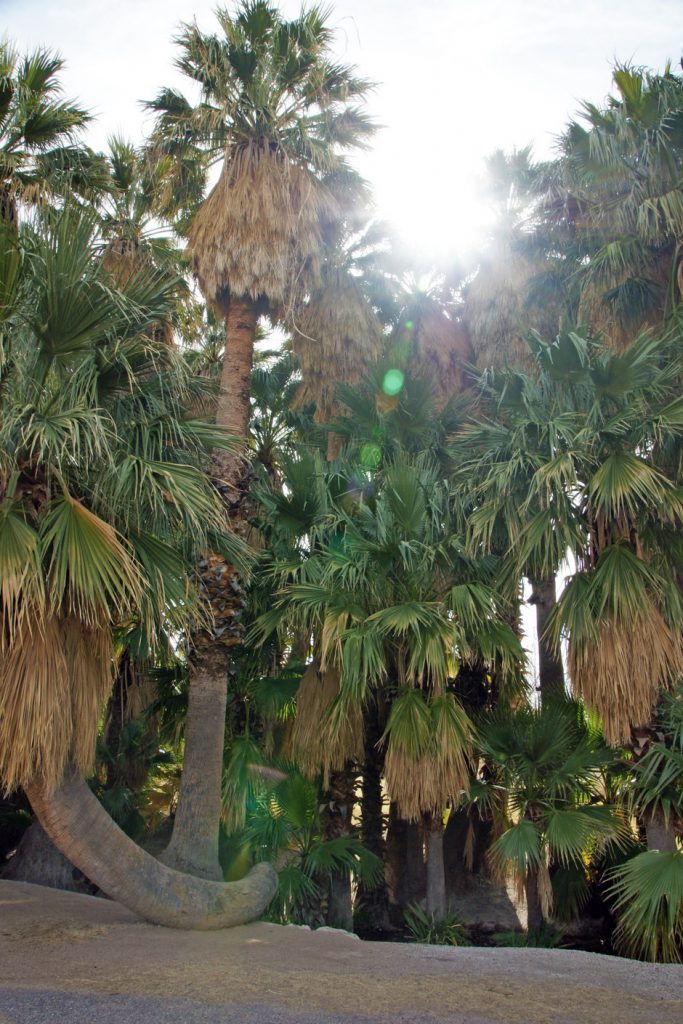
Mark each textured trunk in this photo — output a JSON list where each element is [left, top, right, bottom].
[[645, 807, 678, 852], [525, 865, 544, 932], [386, 805, 426, 913], [529, 575, 564, 700], [213, 297, 258, 492], [26, 771, 277, 929], [322, 764, 358, 929], [160, 650, 228, 880], [1, 820, 94, 893], [357, 699, 390, 931], [326, 872, 353, 930], [163, 297, 258, 879], [425, 821, 447, 922]]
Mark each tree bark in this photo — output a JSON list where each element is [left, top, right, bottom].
[[386, 805, 426, 914], [26, 771, 277, 929], [1, 820, 94, 893], [529, 575, 564, 700], [525, 865, 544, 932], [213, 297, 258, 492], [160, 650, 228, 880], [645, 807, 678, 852], [357, 698, 390, 931], [321, 764, 357, 929], [162, 297, 258, 880], [425, 820, 447, 922]]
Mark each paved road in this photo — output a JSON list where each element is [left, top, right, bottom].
[[0, 990, 438, 1024]]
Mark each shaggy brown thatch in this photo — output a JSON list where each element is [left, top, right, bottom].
[[291, 661, 363, 784], [383, 694, 472, 823], [463, 246, 558, 371], [102, 240, 176, 348], [291, 271, 384, 426], [0, 615, 113, 793], [406, 308, 473, 409], [568, 604, 683, 745], [188, 143, 338, 309]]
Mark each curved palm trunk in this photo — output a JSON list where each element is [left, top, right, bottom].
[[159, 650, 228, 880], [26, 771, 277, 929], [162, 297, 257, 881]]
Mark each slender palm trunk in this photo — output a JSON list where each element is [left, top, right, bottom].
[[162, 297, 257, 880], [525, 865, 544, 932], [425, 818, 447, 922], [26, 771, 277, 928], [357, 699, 390, 931], [322, 764, 358, 928], [530, 575, 564, 700]]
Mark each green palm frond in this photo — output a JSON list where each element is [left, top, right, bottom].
[[608, 851, 683, 962]]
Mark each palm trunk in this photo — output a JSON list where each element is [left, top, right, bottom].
[[322, 764, 357, 929], [529, 575, 564, 700], [525, 866, 544, 932], [213, 298, 258, 494], [357, 699, 390, 931], [386, 805, 426, 914], [26, 771, 277, 929], [162, 297, 257, 880], [159, 650, 228, 880], [645, 807, 677, 852], [425, 818, 447, 922]]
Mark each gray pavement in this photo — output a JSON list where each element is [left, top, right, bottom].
[[0, 990, 447, 1024]]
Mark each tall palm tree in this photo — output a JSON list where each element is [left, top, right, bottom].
[[0, 203, 276, 925], [147, 0, 375, 880], [542, 64, 683, 346]]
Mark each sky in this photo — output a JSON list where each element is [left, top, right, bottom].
[[4, 0, 683, 266]]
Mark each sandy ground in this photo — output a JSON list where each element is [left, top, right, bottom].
[[1, 880, 682, 1023]]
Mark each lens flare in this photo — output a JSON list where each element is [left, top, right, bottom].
[[382, 369, 405, 396], [360, 442, 382, 469]]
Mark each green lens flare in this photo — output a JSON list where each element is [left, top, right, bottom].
[[382, 369, 405, 396], [360, 443, 382, 469]]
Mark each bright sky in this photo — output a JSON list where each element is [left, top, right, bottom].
[[4, 0, 682, 266]]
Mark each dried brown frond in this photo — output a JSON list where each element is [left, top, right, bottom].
[[291, 661, 363, 784], [406, 310, 472, 409], [463, 247, 558, 371], [384, 695, 472, 823], [0, 614, 113, 793], [291, 271, 384, 425], [63, 616, 115, 780], [102, 238, 147, 288], [568, 604, 683, 745], [188, 143, 338, 309]]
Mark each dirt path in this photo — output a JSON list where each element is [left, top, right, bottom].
[[1, 881, 681, 1023]]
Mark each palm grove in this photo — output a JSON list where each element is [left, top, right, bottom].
[[0, 2, 681, 962]]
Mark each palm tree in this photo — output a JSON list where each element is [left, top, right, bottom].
[[255, 455, 523, 920], [0, 203, 276, 925], [542, 64, 683, 347], [475, 700, 628, 932], [452, 328, 683, 742], [289, 217, 387, 458], [0, 42, 104, 225], [147, 1, 375, 880], [148, 0, 375, 476]]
